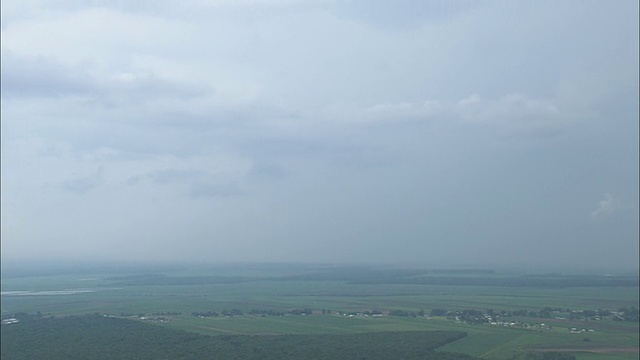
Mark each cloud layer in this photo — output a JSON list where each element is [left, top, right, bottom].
[[2, 0, 638, 270]]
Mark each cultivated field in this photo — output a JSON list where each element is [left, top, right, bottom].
[[2, 264, 638, 359]]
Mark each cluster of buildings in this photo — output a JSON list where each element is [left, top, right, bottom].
[[1, 318, 19, 325]]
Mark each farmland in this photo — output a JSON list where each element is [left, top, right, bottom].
[[1, 263, 638, 359]]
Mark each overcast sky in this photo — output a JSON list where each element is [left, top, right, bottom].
[[1, 0, 638, 270]]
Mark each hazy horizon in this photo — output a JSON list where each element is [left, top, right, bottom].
[[1, 1, 638, 270], [1, 259, 638, 280]]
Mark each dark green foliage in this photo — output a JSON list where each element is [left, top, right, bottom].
[[389, 309, 418, 317], [249, 309, 285, 316], [221, 309, 244, 317], [1, 315, 478, 360], [288, 308, 313, 315], [615, 306, 639, 321], [430, 309, 448, 316], [191, 311, 219, 317]]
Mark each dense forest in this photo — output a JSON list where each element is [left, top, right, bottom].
[[1, 314, 480, 360]]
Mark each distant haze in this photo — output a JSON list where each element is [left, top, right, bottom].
[[1, 0, 638, 271]]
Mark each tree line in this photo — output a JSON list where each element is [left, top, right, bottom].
[[1, 314, 479, 360]]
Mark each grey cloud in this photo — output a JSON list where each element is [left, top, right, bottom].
[[60, 177, 98, 194], [247, 163, 286, 180], [1, 51, 210, 103], [1, 52, 93, 98], [336, 0, 482, 30], [59, 167, 102, 194], [242, 138, 328, 159], [239, 136, 387, 173], [1, 0, 637, 269], [1, 0, 161, 20], [103, 73, 211, 104], [188, 181, 243, 199], [128, 168, 247, 200], [128, 169, 209, 186]]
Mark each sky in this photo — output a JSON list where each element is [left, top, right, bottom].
[[1, 0, 638, 270]]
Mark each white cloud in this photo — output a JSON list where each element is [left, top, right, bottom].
[[591, 193, 615, 218], [358, 93, 559, 131], [456, 94, 560, 128], [361, 100, 444, 122]]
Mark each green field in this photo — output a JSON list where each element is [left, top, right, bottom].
[[1, 264, 638, 359]]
